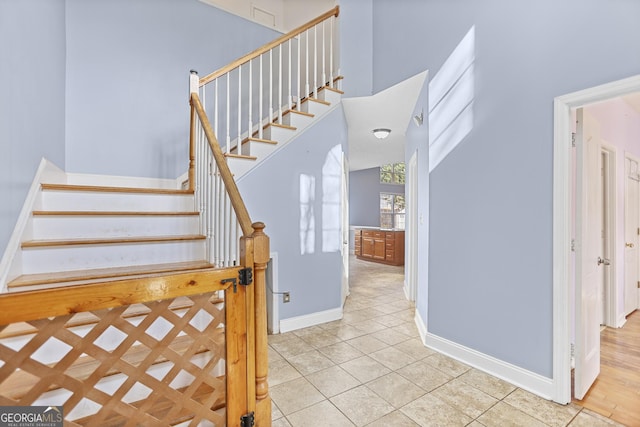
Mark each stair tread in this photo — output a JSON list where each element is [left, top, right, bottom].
[[267, 122, 297, 131], [241, 137, 278, 145], [8, 261, 215, 289], [320, 85, 345, 95], [225, 153, 257, 161], [304, 96, 331, 106], [22, 234, 206, 248], [32, 210, 199, 216], [41, 183, 193, 195], [285, 109, 314, 118]]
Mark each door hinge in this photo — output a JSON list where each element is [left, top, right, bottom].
[[571, 132, 576, 147], [571, 239, 576, 252], [240, 411, 255, 427], [221, 267, 253, 293], [637, 281, 640, 289], [637, 227, 639, 236]]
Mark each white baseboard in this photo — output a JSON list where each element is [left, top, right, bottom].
[[279, 307, 343, 333], [617, 315, 627, 328], [415, 309, 554, 400]]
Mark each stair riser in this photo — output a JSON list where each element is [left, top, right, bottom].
[[301, 99, 330, 116], [21, 241, 205, 275], [282, 113, 314, 131], [227, 157, 255, 179], [318, 88, 342, 105], [242, 141, 278, 159], [39, 191, 195, 212], [263, 126, 296, 144], [29, 216, 200, 240]]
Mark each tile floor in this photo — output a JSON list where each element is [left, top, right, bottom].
[[268, 256, 624, 427]]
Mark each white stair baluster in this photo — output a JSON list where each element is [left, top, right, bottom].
[[322, 20, 326, 87], [248, 59, 253, 146], [259, 54, 264, 139], [314, 25, 318, 98], [278, 43, 283, 123], [238, 65, 242, 154], [226, 73, 231, 154], [288, 39, 292, 111]]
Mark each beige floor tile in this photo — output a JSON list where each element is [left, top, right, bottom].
[[364, 410, 420, 426], [397, 359, 452, 392], [431, 377, 498, 418], [569, 409, 625, 426], [370, 303, 406, 315], [270, 335, 315, 358], [392, 310, 417, 323], [306, 365, 361, 398], [287, 400, 355, 427], [272, 400, 283, 420], [503, 388, 580, 427], [350, 320, 388, 334], [477, 401, 547, 427], [270, 377, 325, 415], [370, 328, 411, 345], [390, 322, 420, 338], [423, 352, 470, 377], [298, 330, 343, 348], [269, 345, 284, 362], [292, 325, 325, 338], [375, 314, 408, 327], [400, 393, 473, 427], [340, 355, 391, 383], [330, 385, 395, 426], [272, 417, 292, 427], [366, 373, 426, 408], [369, 346, 416, 371], [268, 331, 299, 345], [394, 338, 435, 360], [268, 359, 302, 387], [346, 335, 389, 354], [458, 368, 517, 399], [317, 341, 365, 364], [287, 349, 335, 376], [330, 325, 370, 341]]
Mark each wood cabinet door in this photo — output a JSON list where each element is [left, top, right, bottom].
[[362, 238, 374, 258], [373, 238, 386, 260]]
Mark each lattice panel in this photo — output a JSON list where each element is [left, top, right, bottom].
[[0, 292, 227, 426]]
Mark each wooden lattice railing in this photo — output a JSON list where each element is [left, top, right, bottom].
[[0, 259, 265, 426]]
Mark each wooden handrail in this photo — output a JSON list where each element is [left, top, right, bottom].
[[199, 6, 339, 86], [190, 93, 254, 236]]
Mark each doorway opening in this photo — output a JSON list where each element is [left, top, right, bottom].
[[552, 74, 640, 405]]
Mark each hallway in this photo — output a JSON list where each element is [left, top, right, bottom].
[[575, 311, 640, 426], [268, 256, 622, 426]]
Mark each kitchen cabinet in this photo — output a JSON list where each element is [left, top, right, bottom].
[[354, 228, 404, 266]]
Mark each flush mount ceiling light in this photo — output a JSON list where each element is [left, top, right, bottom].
[[372, 128, 391, 139]]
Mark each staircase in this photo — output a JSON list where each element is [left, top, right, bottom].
[[0, 6, 341, 427]]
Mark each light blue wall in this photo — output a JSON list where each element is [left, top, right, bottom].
[[349, 167, 404, 227], [369, 0, 640, 377], [238, 107, 348, 319], [64, 0, 281, 179], [0, 0, 66, 252], [339, 0, 373, 97]]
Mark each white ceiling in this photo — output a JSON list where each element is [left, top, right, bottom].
[[343, 71, 428, 171]]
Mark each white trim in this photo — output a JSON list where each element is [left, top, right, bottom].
[[0, 159, 66, 291], [553, 74, 640, 404], [415, 306, 553, 399], [424, 332, 555, 400], [266, 252, 280, 334], [279, 306, 343, 333], [600, 143, 618, 328]]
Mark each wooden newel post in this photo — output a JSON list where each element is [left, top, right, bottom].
[[188, 70, 199, 192], [251, 222, 271, 425]]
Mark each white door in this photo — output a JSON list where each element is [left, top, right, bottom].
[[575, 108, 603, 400], [341, 153, 350, 303], [406, 151, 418, 301], [624, 156, 640, 316]]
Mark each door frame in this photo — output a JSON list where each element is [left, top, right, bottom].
[[405, 150, 419, 301], [601, 143, 617, 328], [624, 152, 640, 318], [553, 74, 640, 404]]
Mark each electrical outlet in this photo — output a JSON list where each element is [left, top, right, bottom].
[[283, 292, 291, 303]]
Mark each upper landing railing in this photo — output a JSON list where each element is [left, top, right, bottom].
[[187, 7, 340, 268]]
